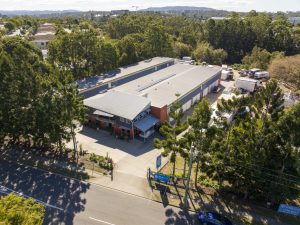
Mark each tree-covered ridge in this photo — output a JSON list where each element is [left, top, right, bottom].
[[40, 11, 299, 80]]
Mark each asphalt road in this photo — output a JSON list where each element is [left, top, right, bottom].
[[0, 160, 199, 225]]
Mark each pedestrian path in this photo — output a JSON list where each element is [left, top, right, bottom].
[[87, 169, 153, 199]]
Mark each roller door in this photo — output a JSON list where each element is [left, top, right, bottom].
[[182, 100, 192, 112], [192, 93, 201, 105], [203, 87, 209, 96]]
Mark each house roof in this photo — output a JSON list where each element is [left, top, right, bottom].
[[84, 90, 150, 121], [33, 34, 55, 41]]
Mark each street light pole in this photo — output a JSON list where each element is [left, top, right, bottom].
[[183, 142, 194, 208]]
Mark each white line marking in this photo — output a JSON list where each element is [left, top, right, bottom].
[[0, 185, 63, 211], [89, 217, 116, 225]]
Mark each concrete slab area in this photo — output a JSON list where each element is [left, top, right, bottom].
[[68, 127, 168, 178]]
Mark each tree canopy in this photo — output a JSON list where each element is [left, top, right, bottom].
[[269, 54, 300, 92], [0, 193, 45, 225], [39, 11, 300, 81], [0, 36, 86, 151]]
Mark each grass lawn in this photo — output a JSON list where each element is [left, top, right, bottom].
[[160, 155, 199, 188]]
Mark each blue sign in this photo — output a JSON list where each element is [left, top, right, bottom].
[[156, 155, 162, 169], [153, 173, 170, 184], [278, 204, 300, 217]]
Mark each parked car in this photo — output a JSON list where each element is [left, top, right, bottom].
[[248, 68, 261, 78], [198, 211, 233, 225], [239, 69, 248, 77], [254, 71, 269, 80], [212, 86, 222, 93]]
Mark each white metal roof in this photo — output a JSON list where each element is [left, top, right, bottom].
[[115, 63, 221, 108], [84, 90, 150, 121], [74, 57, 174, 92]]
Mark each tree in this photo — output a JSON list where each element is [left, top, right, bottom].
[[269, 55, 300, 92], [206, 80, 300, 202], [154, 96, 188, 176], [0, 37, 86, 151], [242, 46, 284, 70], [96, 40, 118, 72], [48, 29, 98, 79], [48, 29, 118, 80], [172, 42, 192, 59], [117, 35, 138, 66], [0, 193, 45, 225], [4, 21, 16, 32], [144, 23, 172, 57], [187, 98, 213, 185], [193, 42, 227, 65]]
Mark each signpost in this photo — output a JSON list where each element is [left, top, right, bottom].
[[278, 204, 300, 217], [153, 173, 170, 184], [156, 154, 162, 170]]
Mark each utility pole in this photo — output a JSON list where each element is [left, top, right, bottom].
[[183, 143, 195, 208], [71, 124, 78, 164]]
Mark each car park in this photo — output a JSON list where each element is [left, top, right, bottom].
[[248, 68, 261, 78], [238, 69, 248, 77], [198, 211, 233, 225]]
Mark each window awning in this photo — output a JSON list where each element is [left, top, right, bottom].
[[93, 110, 114, 118], [134, 115, 160, 133]]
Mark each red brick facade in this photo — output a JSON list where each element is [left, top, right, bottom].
[[151, 105, 168, 123]]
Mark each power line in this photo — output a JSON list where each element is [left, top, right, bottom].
[[244, 161, 300, 179], [221, 164, 300, 191], [236, 163, 300, 184]]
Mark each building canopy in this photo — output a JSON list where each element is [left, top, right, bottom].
[[134, 115, 160, 133]]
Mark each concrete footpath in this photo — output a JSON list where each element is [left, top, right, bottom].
[[87, 169, 154, 199]]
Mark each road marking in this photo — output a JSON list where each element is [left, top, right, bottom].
[[0, 184, 63, 211], [89, 217, 116, 225]]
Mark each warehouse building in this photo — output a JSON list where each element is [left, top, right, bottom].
[[83, 58, 221, 140], [74, 57, 175, 99]]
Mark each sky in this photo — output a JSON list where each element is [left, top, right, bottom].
[[0, 0, 299, 12]]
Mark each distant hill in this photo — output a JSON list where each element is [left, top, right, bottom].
[[0, 10, 80, 16], [140, 6, 217, 12]]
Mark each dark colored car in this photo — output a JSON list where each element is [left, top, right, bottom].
[[198, 211, 233, 225]]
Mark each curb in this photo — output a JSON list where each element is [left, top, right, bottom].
[[2, 159, 196, 213]]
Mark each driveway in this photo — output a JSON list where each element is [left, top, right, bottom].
[[67, 128, 166, 178]]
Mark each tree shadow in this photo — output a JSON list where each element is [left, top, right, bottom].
[[78, 126, 156, 157], [0, 159, 89, 225], [155, 183, 170, 207], [164, 208, 199, 225]]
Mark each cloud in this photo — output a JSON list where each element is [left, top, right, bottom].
[[0, 0, 298, 12]]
